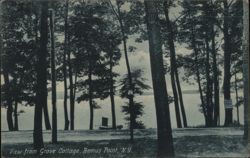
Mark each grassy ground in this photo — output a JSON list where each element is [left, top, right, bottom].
[[2, 135, 249, 158]]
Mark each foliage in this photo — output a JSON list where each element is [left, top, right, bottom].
[[119, 69, 150, 129], [1, 1, 38, 107]]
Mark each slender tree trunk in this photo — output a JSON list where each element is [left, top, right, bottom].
[[145, 0, 174, 156], [3, 71, 14, 131], [171, 70, 182, 128], [41, 4, 51, 130], [242, 0, 249, 141], [63, 63, 69, 131], [116, 0, 135, 141], [88, 57, 94, 130], [196, 62, 208, 125], [211, 26, 220, 126], [202, 0, 217, 127], [191, 25, 208, 125], [0, 1, 2, 110], [68, 52, 74, 131], [14, 100, 18, 131], [49, 9, 57, 144], [196, 59, 209, 126], [34, 1, 48, 150], [163, 2, 182, 128], [63, 0, 69, 131], [73, 69, 78, 101], [109, 52, 116, 129], [43, 100, 51, 130], [64, 0, 74, 131], [223, 0, 233, 126], [175, 71, 187, 127], [67, 15, 74, 131], [234, 73, 240, 126], [42, 17, 51, 130], [205, 38, 213, 127]]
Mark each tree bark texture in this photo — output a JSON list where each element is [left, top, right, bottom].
[[33, 1, 48, 150], [145, 0, 175, 156]]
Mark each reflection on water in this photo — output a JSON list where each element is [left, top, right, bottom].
[[1, 93, 244, 131]]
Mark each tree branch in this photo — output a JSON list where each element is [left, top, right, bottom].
[[103, 0, 120, 20], [228, 0, 235, 8]]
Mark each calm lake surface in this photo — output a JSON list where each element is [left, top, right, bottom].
[[1, 93, 244, 131]]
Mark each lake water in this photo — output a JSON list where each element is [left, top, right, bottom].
[[1, 93, 244, 131]]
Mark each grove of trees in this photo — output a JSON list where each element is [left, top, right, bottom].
[[1, 0, 247, 156]]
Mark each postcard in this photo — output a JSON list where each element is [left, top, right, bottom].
[[1, 0, 249, 157]]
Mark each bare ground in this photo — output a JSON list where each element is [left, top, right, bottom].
[[1, 128, 250, 158]]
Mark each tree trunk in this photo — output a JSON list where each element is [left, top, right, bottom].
[[205, 38, 213, 127], [41, 4, 51, 130], [14, 101, 18, 131], [197, 62, 209, 126], [3, 70, 14, 131], [163, 2, 182, 128], [88, 56, 93, 130], [223, 0, 233, 126], [73, 69, 78, 103], [68, 51, 74, 131], [191, 25, 208, 125], [145, 0, 175, 156], [42, 4, 51, 130], [43, 100, 51, 130], [34, 3, 51, 131], [234, 72, 240, 126], [63, 0, 69, 131], [211, 26, 220, 126], [242, 0, 249, 141], [171, 70, 182, 128], [64, 0, 74, 131], [109, 53, 116, 129], [49, 9, 57, 144], [0, 1, 2, 109], [34, 1, 48, 150], [116, 0, 135, 141], [175, 70, 187, 127], [0, 0, 14, 132], [196, 59, 208, 125], [68, 21, 74, 131]]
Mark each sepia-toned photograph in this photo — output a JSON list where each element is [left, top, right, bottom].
[[1, 0, 249, 157]]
